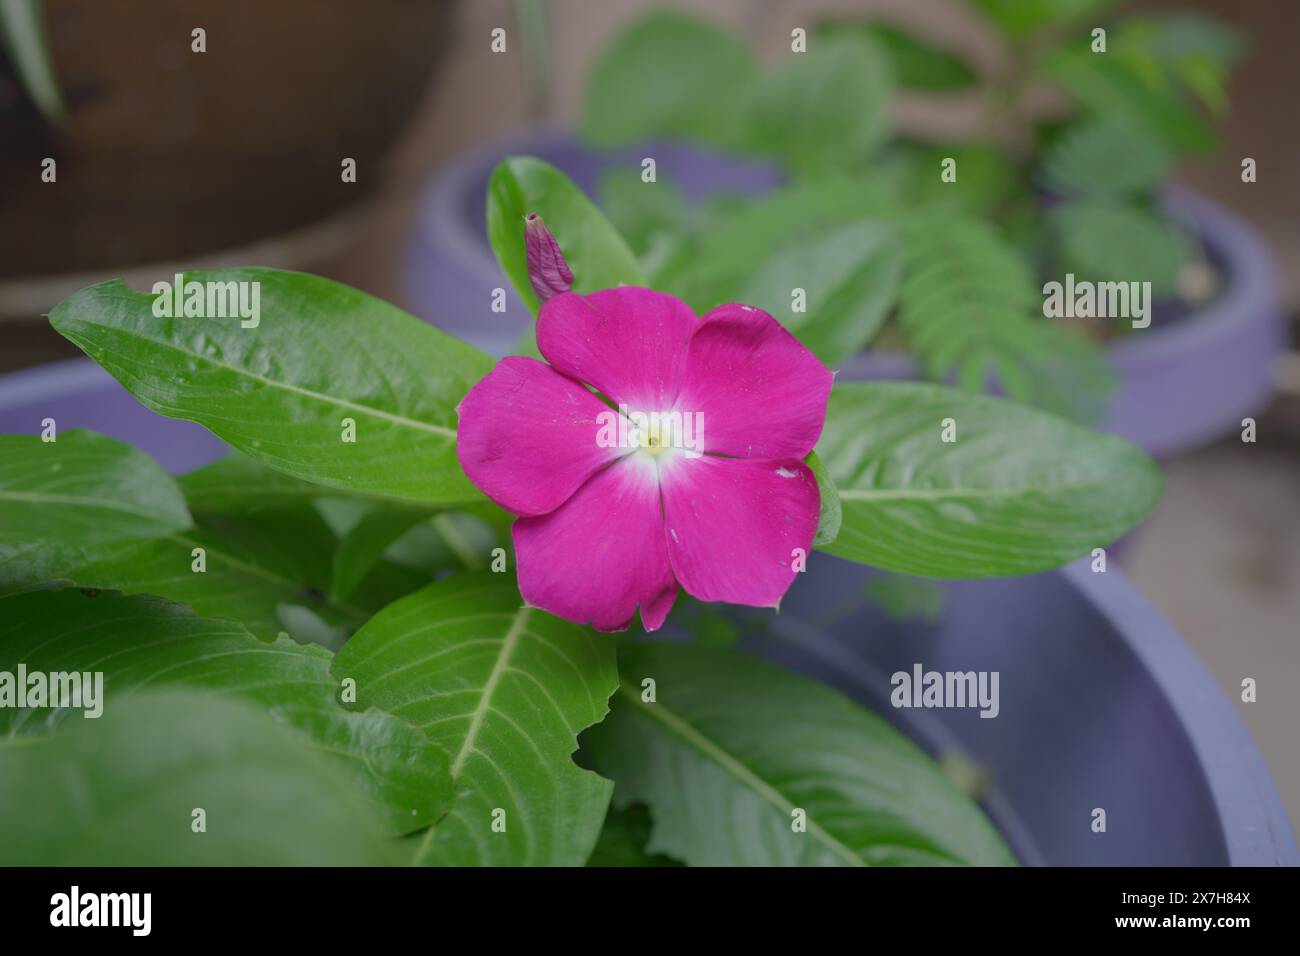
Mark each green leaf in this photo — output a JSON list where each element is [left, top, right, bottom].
[[178, 451, 353, 514], [333, 574, 619, 866], [49, 268, 492, 503], [0, 588, 453, 836], [657, 174, 896, 313], [743, 33, 893, 174], [63, 504, 371, 645], [815, 381, 1162, 577], [580, 10, 759, 151], [675, 599, 741, 650], [1120, 13, 1244, 69], [972, 0, 1120, 37], [1112, 13, 1243, 114], [586, 805, 681, 867], [898, 214, 1113, 421], [1045, 44, 1215, 152], [736, 219, 903, 365], [330, 504, 431, 602], [862, 571, 946, 624], [820, 22, 976, 91], [487, 157, 645, 318], [805, 450, 842, 548], [1049, 200, 1191, 296], [598, 168, 692, 258], [0, 689, 398, 865], [1041, 118, 1172, 199], [0, 430, 190, 592], [899, 144, 1025, 218], [0, 0, 66, 122], [581, 644, 1015, 866]]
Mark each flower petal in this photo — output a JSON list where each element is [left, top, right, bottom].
[[513, 458, 677, 631], [675, 304, 833, 459], [661, 455, 819, 608], [456, 356, 625, 516], [536, 287, 696, 409]]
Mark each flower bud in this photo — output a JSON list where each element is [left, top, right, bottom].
[[524, 213, 575, 303]]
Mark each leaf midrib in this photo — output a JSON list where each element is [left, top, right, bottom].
[[618, 681, 866, 867], [60, 323, 458, 440], [411, 604, 532, 865]]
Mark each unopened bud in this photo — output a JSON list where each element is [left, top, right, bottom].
[[524, 213, 574, 303]]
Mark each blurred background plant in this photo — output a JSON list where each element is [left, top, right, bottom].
[[575, 2, 1244, 420]]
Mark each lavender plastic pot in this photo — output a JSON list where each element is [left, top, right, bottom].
[[0, 361, 1294, 864], [404, 133, 1287, 459]]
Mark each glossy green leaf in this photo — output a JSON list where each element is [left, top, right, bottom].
[[581, 643, 1015, 866], [815, 381, 1162, 576], [49, 268, 492, 503], [0, 430, 190, 592], [0, 588, 453, 836], [737, 219, 902, 365], [580, 11, 759, 150], [487, 156, 645, 319], [333, 574, 619, 866], [744, 33, 893, 174], [0, 690, 397, 865]]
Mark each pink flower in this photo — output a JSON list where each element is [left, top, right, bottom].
[[456, 286, 833, 632]]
